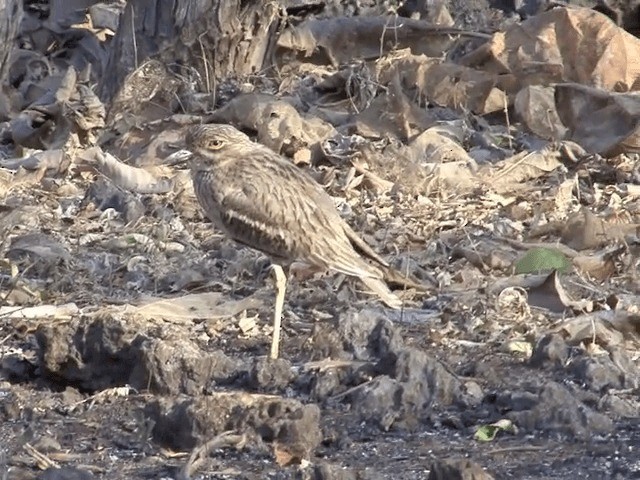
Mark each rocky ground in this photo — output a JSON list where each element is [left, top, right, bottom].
[[1, 0, 640, 479]]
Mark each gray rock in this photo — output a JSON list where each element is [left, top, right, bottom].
[[509, 382, 613, 439], [530, 333, 569, 368], [145, 393, 321, 456], [36, 316, 245, 394], [428, 458, 494, 480]]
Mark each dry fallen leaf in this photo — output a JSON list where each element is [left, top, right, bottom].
[[515, 85, 567, 141], [76, 146, 177, 194], [526, 271, 593, 314], [561, 208, 638, 251], [462, 7, 640, 92], [572, 245, 624, 281], [134, 292, 264, 323], [404, 124, 477, 191], [208, 93, 335, 158], [556, 310, 640, 347], [0, 303, 79, 319], [376, 50, 506, 115], [554, 83, 640, 156], [481, 150, 563, 192]]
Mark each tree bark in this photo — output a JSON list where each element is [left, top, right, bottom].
[[99, 0, 281, 104], [0, 0, 22, 84]]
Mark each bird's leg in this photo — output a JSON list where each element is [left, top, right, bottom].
[[270, 264, 287, 360]]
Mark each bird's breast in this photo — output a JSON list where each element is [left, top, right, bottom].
[[192, 169, 227, 227]]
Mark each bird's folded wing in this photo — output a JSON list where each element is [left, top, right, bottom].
[[214, 172, 383, 279], [342, 222, 390, 268]]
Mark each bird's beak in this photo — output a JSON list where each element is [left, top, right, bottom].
[[164, 147, 194, 168]]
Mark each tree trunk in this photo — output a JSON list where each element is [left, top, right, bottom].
[[99, 0, 281, 104], [0, 0, 22, 84]]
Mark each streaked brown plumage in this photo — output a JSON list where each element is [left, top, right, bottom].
[[186, 123, 401, 358]]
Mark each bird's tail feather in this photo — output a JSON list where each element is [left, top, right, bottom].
[[359, 276, 403, 309]]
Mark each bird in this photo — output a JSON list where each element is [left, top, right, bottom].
[[185, 123, 402, 359]]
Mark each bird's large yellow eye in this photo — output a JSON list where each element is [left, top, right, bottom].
[[209, 139, 224, 149]]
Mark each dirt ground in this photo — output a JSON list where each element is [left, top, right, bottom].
[[2, 290, 639, 479], [2, 0, 640, 479]]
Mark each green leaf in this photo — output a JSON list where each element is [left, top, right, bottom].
[[474, 419, 516, 442], [514, 247, 571, 275], [474, 425, 500, 442]]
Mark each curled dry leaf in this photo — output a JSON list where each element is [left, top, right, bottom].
[[526, 271, 593, 314], [515, 85, 567, 141], [406, 125, 477, 191], [480, 149, 563, 193], [572, 245, 624, 281], [208, 93, 335, 157], [561, 208, 639, 251], [0, 149, 68, 175], [496, 287, 531, 321], [557, 310, 640, 348], [555, 141, 588, 163], [462, 7, 640, 92], [489, 271, 592, 314], [554, 83, 640, 156], [376, 50, 506, 115], [76, 146, 176, 194]]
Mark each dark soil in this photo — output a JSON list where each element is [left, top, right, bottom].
[[2, 296, 639, 479]]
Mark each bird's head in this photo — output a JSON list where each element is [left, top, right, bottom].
[[185, 124, 252, 163]]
